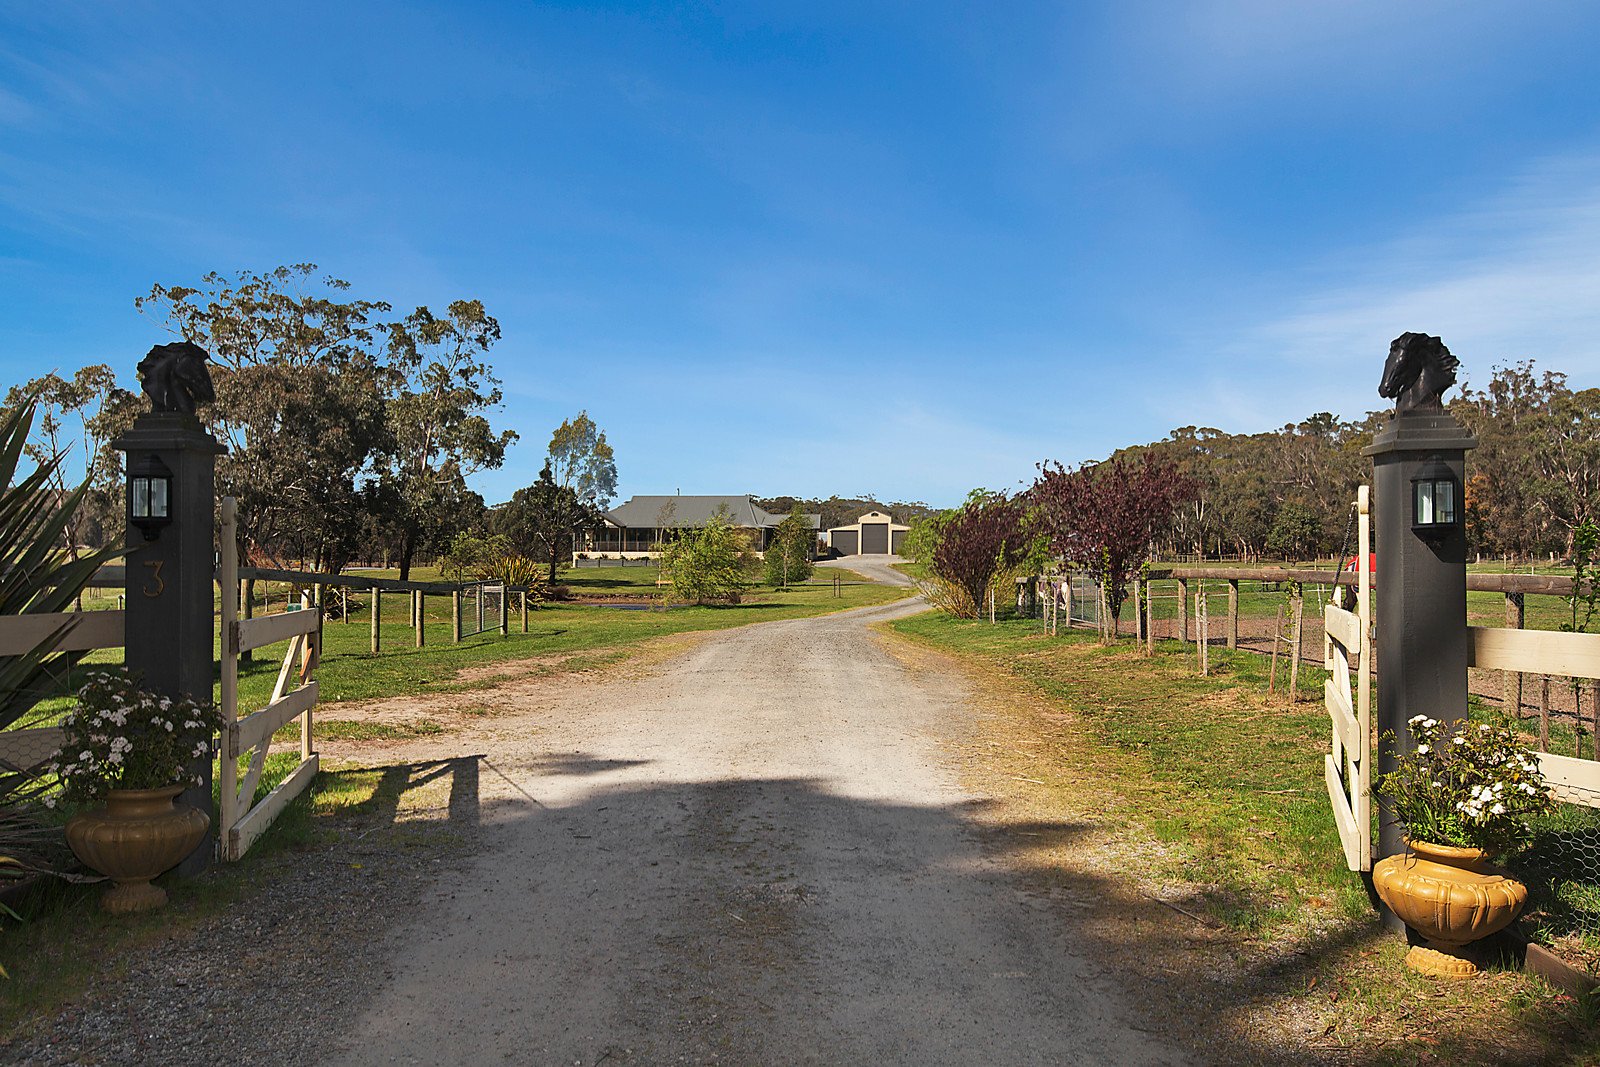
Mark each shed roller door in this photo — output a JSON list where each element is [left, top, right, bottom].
[[833, 530, 859, 555], [891, 529, 906, 554], [861, 523, 889, 554]]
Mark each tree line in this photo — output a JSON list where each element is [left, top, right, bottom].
[[909, 358, 1600, 626], [4, 265, 618, 584], [1106, 360, 1599, 564]]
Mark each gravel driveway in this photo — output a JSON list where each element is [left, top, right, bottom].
[[817, 553, 915, 587], [9, 588, 1181, 1065], [327, 594, 1180, 1065]]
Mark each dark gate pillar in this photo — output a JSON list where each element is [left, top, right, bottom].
[[1363, 410, 1475, 874], [113, 411, 226, 877]]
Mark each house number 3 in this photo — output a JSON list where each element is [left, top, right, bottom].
[[142, 560, 166, 598]]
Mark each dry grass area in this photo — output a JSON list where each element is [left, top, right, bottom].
[[884, 615, 1600, 1066]]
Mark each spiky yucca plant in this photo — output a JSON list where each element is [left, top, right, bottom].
[[0, 396, 126, 736], [476, 551, 544, 595]]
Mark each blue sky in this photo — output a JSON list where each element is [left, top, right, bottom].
[[4, 2, 1600, 508]]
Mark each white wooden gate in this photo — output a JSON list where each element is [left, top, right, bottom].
[[218, 496, 320, 861], [1323, 485, 1372, 872]]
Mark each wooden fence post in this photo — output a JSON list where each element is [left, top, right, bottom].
[[1132, 579, 1145, 645], [499, 585, 508, 636], [1145, 579, 1154, 655], [1177, 578, 1189, 645], [241, 577, 255, 665], [1062, 578, 1073, 631], [1227, 579, 1239, 650], [453, 589, 463, 643], [1198, 589, 1209, 676], [370, 586, 381, 654], [303, 590, 318, 761], [1539, 675, 1550, 751], [1269, 605, 1285, 695], [1505, 592, 1525, 717], [415, 591, 425, 648], [1288, 595, 1305, 703], [521, 590, 528, 633]]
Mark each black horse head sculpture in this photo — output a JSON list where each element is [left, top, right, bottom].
[[1378, 332, 1459, 414], [136, 341, 215, 416]]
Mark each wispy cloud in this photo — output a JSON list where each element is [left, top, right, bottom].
[[1163, 150, 1600, 429]]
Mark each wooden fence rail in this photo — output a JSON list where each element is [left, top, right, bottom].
[[0, 609, 128, 774]]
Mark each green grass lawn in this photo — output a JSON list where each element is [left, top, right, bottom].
[[890, 611, 1365, 933]]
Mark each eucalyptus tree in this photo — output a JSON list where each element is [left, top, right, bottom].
[[3, 365, 136, 553], [380, 299, 517, 579], [548, 411, 617, 510], [135, 265, 392, 569], [495, 460, 594, 583]]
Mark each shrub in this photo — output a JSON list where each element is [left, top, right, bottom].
[[763, 508, 816, 587], [1031, 453, 1195, 629], [661, 511, 749, 604], [477, 550, 541, 589], [928, 492, 1029, 619]]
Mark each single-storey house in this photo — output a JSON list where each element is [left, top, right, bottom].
[[826, 510, 909, 556], [580, 495, 822, 560]]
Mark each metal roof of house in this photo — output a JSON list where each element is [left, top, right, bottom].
[[604, 495, 820, 530]]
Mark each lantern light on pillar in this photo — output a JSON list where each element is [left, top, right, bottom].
[[1410, 461, 1460, 541], [129, 454, 173, 541]]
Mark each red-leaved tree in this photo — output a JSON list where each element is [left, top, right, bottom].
[[1031, 454, 1196, 631], [930, 491, 1030, 618]]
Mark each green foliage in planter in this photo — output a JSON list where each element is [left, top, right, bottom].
[[45, 669, 224, 809], [1377, 716, 1556, 854]]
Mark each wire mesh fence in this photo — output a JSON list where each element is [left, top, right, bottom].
[[1512, 799, 1600, 947], [458, 582, 505, 638]]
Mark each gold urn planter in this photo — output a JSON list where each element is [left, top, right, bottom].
[[65, 786, 209, 914], [1372, 838, 1528, 979]]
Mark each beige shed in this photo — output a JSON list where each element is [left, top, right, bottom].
[[826, 511, 909, 556]]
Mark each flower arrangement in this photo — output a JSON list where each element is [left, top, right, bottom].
[[45, 670, 222, 809], [1376, 715, 1556, 855]]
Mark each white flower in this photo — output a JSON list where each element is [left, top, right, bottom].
[[1417, 745, 1431, 755], [79, 750, 92, 762], [1409, 714, 1426, 725], [107, 752, 123, 765], [1424, 718, 1440, 728], [42, 795, 56, 809], [1452, 737, 1466, 746], [1479, 723, 1492, 732]]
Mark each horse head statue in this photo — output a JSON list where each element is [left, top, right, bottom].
[[136, 341, 216, 417], [1378, 332, 1458, 414]]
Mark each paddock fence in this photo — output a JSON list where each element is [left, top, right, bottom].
[[235, 566, 533, 653], [0, 609, 126, 776]]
